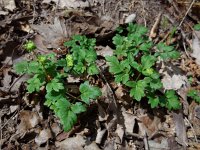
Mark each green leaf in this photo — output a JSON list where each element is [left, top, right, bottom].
[[46, 78, 64, 93], [187, 89, 200, 103], [141, 55, 156, 69], [149, 79, 163, 90], [85, 51, 97, 63], [87, 64, 99, 75], [156, 43, 180, 60], [105, 56, 122, 74], [27, 61, 41, 74], [27, 75, 45, 93], [165, 90, 181, 110], [71, 102, 86, 114], [148, 96, 159, 108], [194, 24, 200, 31], [14, 61, 29, 74], [139, 42, 153, 52], [115, 73, 129, 84], [113, 34, 123, 45], [130, 80, 147, 101], [80, 81, 102, 104]]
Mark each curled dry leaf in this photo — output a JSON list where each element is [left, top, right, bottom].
[[122, 108, 136, 133]]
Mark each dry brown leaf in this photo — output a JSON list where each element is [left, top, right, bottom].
[[115, 124, 124, 144], [95, 128, 107, 144], [55, 135, 86, 150], [43, 0, 89, 9], [31, 17, 68, 49], [35, 128, 52, 146], [192, 31, 200, 66], [17, 110, 40, 133], [122, 109, 136, 133], [1, 0, 16, 11], [162, 74, 188, 90], [172, 112, 188, 147]]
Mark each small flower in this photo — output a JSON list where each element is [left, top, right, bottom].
[[24, 40, 37, 52], [38, 55, 46, 63], [66, 54, 73, 67]]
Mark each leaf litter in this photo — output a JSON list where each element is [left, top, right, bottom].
[[1, 0, 200, 149]]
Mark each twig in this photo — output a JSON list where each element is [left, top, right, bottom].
[[0, 115, 2, 150], [143, 131, 150, 150], [8, 74, 25, 92], [178, 0, 196, 28], [125, 132, 143, 139], [65, 92, 84, 103], [150, 12, 162, 39]]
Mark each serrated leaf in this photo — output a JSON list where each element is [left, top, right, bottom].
[[28, 61, 41, 74], [156, 43, 180, 60], [87, 64, 99, 75], [148, 96, 159, 108], [14, 61, 29, 74], [80, 81, 102, 104], [115, 73, 129, 84], [105, 56, 122, 74], [165, 90, 181, 110], [46, 78, 64, 93], [150, 79, 163, 90], [113, 34, 123, 45], [130, 80, 147, 101], [139, 42, 153, 52], [85, 50, 97, 63], [27, 75, 45, 93], [71, 102, 86, 114], [141, 55, 156, 69], [194, 24, 200, 31], [187, 89, 200, 103]]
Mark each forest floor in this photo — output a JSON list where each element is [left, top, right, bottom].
[[1, 0, 200, 149]]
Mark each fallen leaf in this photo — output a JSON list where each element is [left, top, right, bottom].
[[55, 135, 86, 150], [122, 108, 136, 133], [17, 110, 40, 133], [35, 128, 52, 146], [125, 13, 136, 23], [31, 17, 68, 49], [95, 128, 107, 144], [162, 74, 188, 90], [172, 111, 188, 147], [84, 142, 101, 150], [192, 31, 200, 65], [115, 124, 124, 144], [96, 46, 113, 57], [42, 0, 89, 9], [1, 0, 16, 11], [148, 138, 169, 149]]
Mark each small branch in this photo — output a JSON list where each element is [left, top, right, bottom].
[[178, 0, 196, 28], [66, 92, 84, 103]]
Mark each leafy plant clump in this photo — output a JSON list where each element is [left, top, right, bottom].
[[106, 23, 181, 110], [14, 37, 101, 131]]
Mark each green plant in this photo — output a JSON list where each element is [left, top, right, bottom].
[[187, 89, 200, 103], [64, 35, 99, 75], [106, 23, 181, 110], [14, 36, 101, 131], [194, 23, 200, 31]]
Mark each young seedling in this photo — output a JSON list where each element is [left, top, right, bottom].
[[106, 23, 181, 110], [14, 37, 101, 131]]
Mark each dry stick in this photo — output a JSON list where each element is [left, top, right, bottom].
[[143, 131, 150, 150], [0, 115, 2, 150], [149, 12, 162, 39], [178, 0, 196, 28], [140, 0, 147, 27]]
